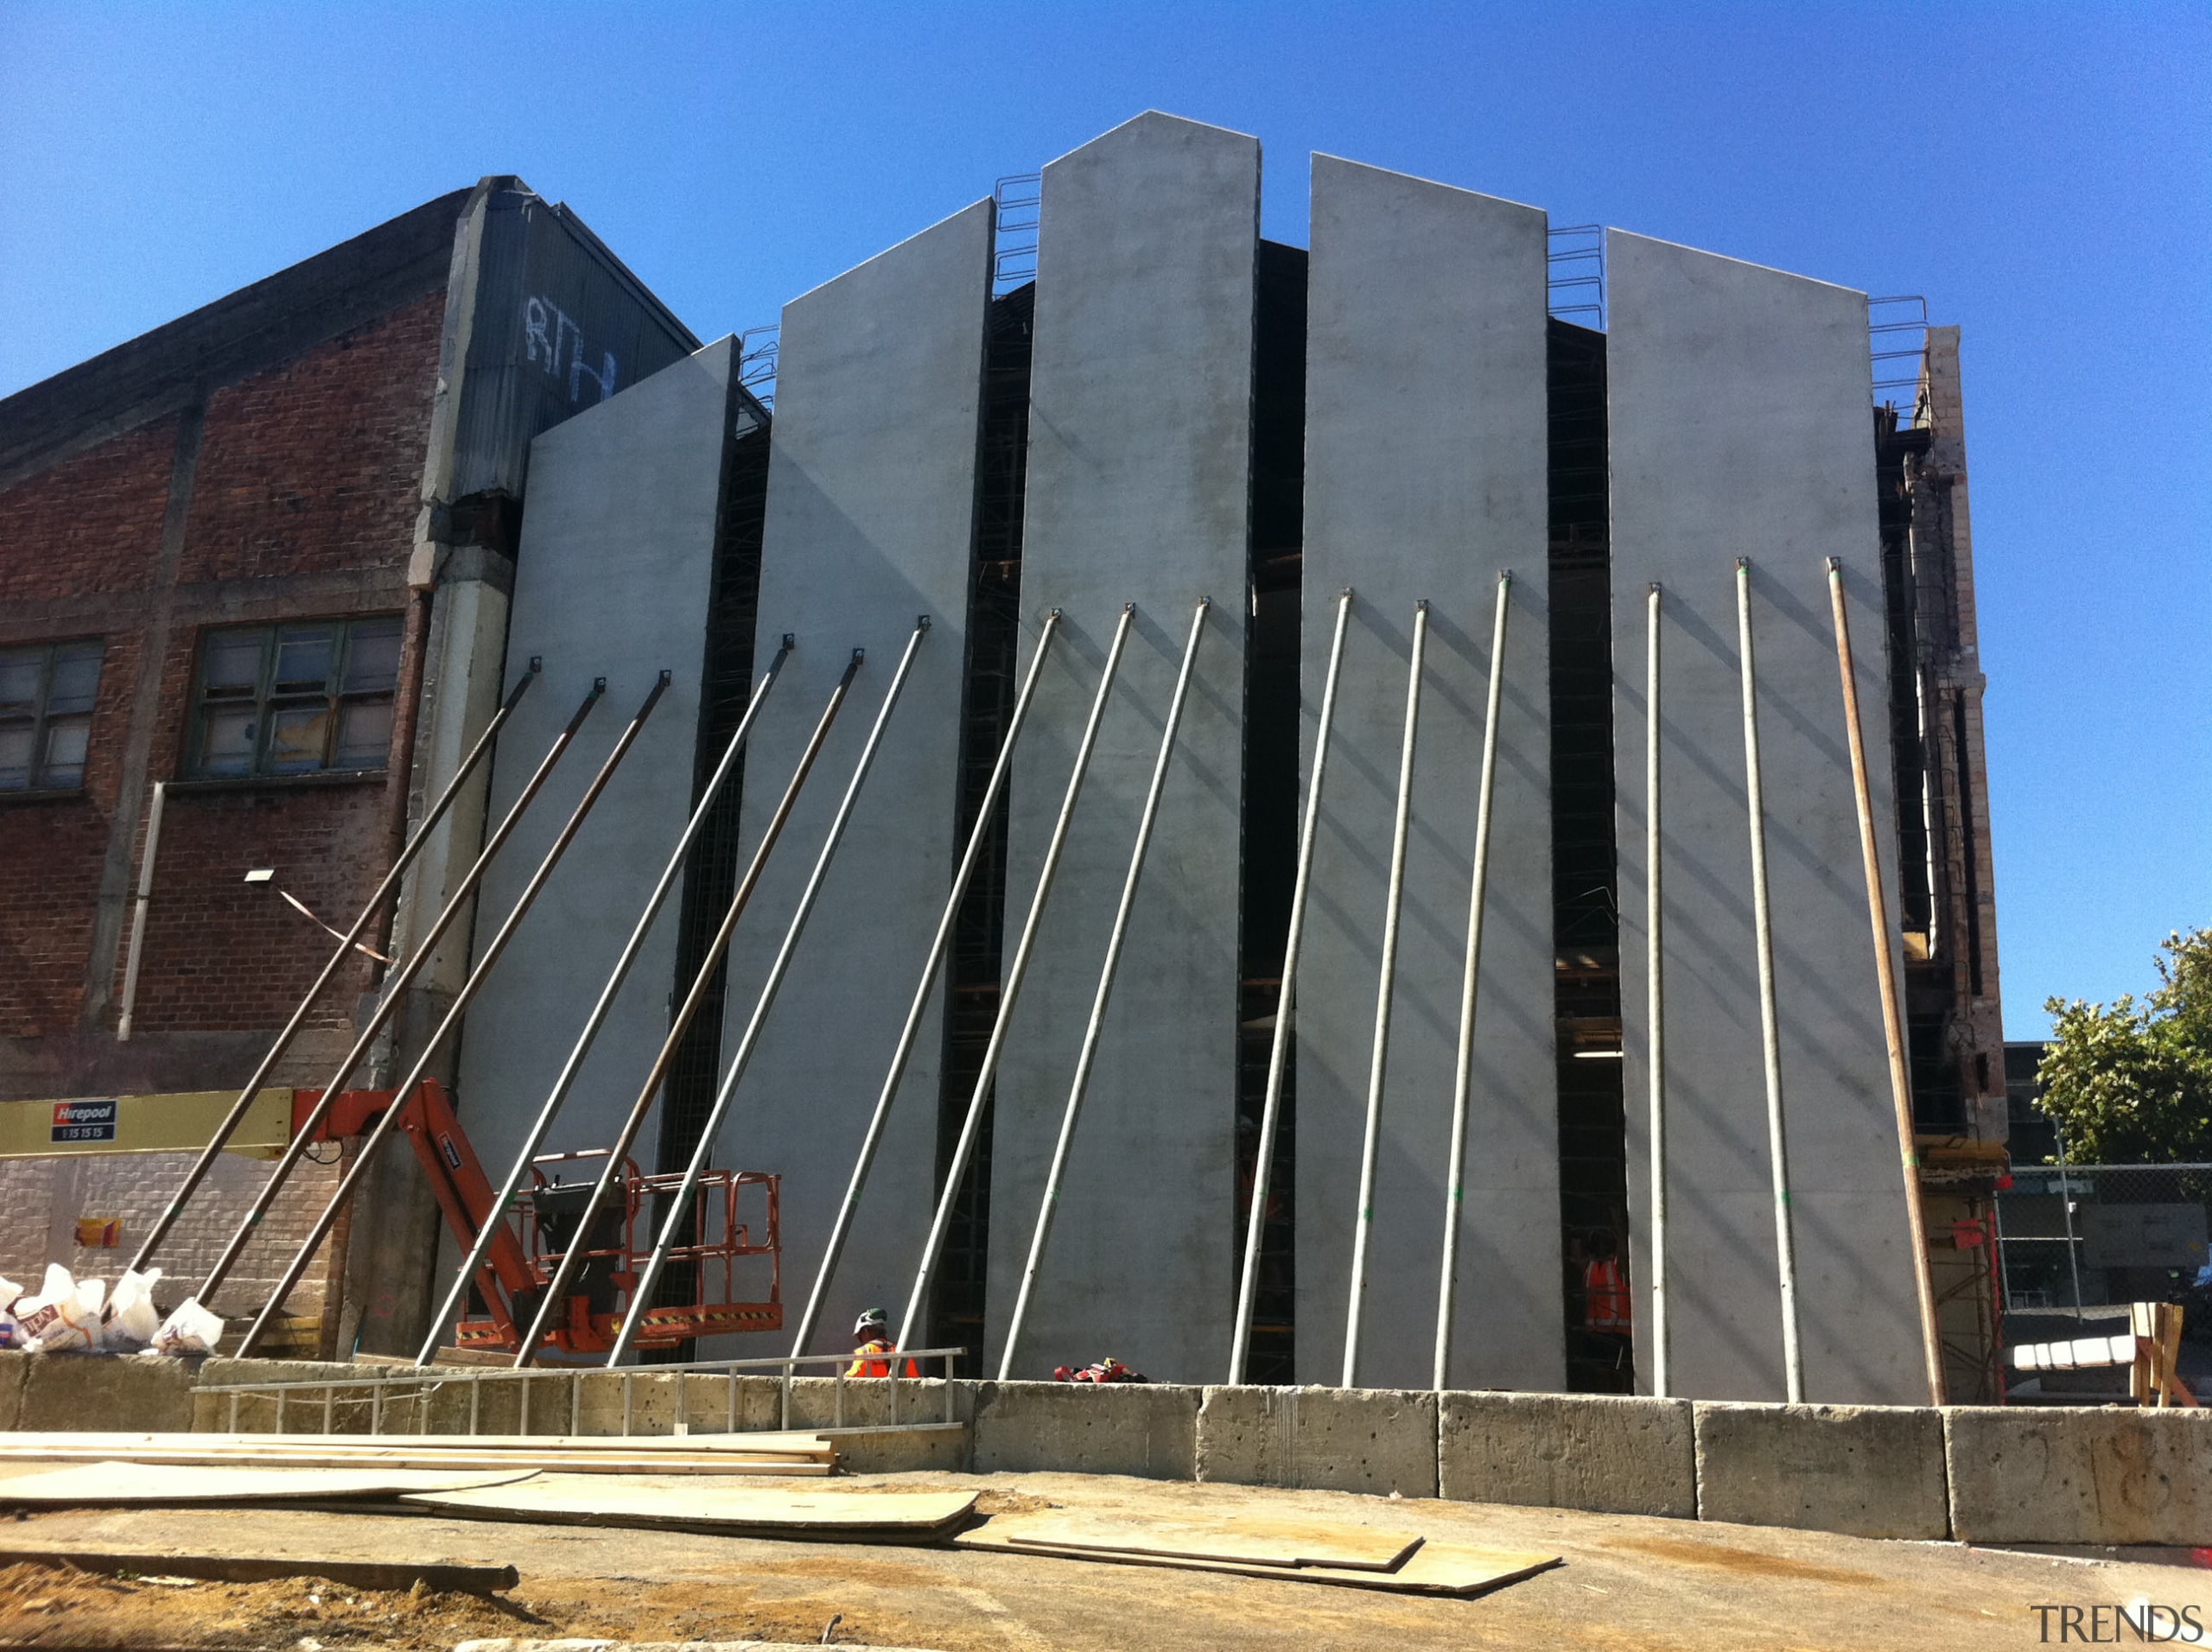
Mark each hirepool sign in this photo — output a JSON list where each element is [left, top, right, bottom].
[[50, 1099, 118, 1144]]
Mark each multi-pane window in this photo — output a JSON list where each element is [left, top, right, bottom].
[[188, 615, 403, 779], [0, 639, 104, 791]]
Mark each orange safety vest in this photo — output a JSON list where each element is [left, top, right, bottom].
[[846, 1337, 920, 1378], [1583, 1256, 1631, 1331]]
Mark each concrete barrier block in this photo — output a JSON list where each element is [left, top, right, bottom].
[[0, 1351, 25, 1429], [18, 1351, 200, 1433], [974, 1380, 1197, 1479], [1694, 1401, 1948, 1539], [1946, 1406, 2212, 1546], [1439, 1390, 1694, 1516], [1198, 1386, 1438, 1497]]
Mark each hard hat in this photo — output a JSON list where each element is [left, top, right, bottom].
[[854, 1307, 888, 1336]]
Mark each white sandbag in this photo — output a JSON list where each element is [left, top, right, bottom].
[[152, 1295, 225, 1356], [103, 1268, 163, 1350], [0, 1274, 20, 1349], [13, 1263, 84, 1350]]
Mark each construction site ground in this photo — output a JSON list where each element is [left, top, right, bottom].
[[1, 1460, 2206, 1650]]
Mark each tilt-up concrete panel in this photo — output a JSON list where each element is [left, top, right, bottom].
[[451, 338, 735, 1210], [709, 201, 994, 1357], [1607, 230, 1923, 1404], [982, 113, 1258, 1385], [1295, 156, 1560, 1392]]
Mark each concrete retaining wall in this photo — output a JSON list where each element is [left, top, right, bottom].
[[1440, 1391, 1695, 1517], [10, 1353, 2212, 1547], [972, 1380, 1196, 1479], [1198, 1385, 1437, 1497], [1695, 1402, 1949, 1540], [1947, 1406, 2212, 1547]]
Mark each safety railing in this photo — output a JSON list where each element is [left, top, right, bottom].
[[198, 1346, 970, 1439]]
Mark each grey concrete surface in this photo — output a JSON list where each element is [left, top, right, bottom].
[[971, 1378, 1198, 1479], [1607, 229, 1924, 1405], [0, 1349, 23, 1427], [449, 340, 737, 1218], [1947, 1406, 2212, 1546], [10, 1459, 2203, 1650], [3, 1350, 197, 1433], [1439, 1390, 1696, 1517], [1295, 154, 1558, 1395], [710, 202, 995, 1364], [983, 113, 1259, 1384], [1695, 1401, 1948, 1540], [1197, 1382, 1439, 1497]]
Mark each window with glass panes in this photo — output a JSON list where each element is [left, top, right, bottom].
[[0, 639, 104, 791], [188, 616, 402, 779]]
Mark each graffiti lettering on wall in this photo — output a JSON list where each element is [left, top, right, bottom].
[[524, 296, 619, 403]]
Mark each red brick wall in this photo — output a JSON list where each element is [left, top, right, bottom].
[[0, 289, 444, 1067], [181, 293, 443, 585]]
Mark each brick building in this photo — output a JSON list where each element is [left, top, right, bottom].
[[0, 177, 696, 1338]]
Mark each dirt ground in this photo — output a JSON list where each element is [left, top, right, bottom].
[[1, 1464, 2209, 1650]]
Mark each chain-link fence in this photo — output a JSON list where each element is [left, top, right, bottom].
[[1996, 1164, 2212, 1316]]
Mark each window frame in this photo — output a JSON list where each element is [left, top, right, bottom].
[[183, 613, 404, 783], [0, 636, 105, 795]]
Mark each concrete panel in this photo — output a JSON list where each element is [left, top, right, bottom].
[[1694, 1401, 1948, 1539], [1295, 156, 1558, 1392], [1439, 1390, 1695, 1516], [972, 1379, 1198, 1479], [1608, 231, 1922, 1403], [710, 201, 993, 1358], [1946, 1407, 2212, 1546], [451, 340, 735, 1188], [193, 1358, 397, 1434], [983, 112, 1258, 1385], [0, 1350, 22, 1428], [1197, 1383, 1439, 1497]]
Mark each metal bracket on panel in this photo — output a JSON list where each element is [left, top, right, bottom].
[[783, 633, 796, 651], [917, 614, 932, 631]]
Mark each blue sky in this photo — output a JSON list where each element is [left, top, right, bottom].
[[3, 3, 2205, 1035]]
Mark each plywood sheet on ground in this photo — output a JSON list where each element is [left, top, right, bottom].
[[0, 1446, 831, 1476], [0, 1462, 537, 1505], [405, 1477, 977, 1537], [957, 1516, 1559, 1597], [5, 1432, 834, 1457], [1001, 1511, 1421, 1571]]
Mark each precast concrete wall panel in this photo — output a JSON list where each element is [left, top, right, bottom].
[[1606, 230, 1921, 1404], [983, 112, 1259, 1383], [453, 338, 734, 1194], [712, 201, 995, 1355], [1295, 156, 1560, 1392]]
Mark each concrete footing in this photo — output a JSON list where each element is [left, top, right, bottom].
[[1694, 1402, 1950, 1540], [1440, 1390, 1695, 1517], [972, 1380, 1197, 1479], [1198, 1385, 1438, 1496], [10, 1351, 2212, 1547]]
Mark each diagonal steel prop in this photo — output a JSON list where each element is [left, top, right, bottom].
[[1433, 573, 1512, 1390], [188, 677, 607, 1308], [994, 596, 1210, 1379], [235, 673, 671, 1356], [1229, 588, 1352, 1384], [789, 611, 1062, 1359], [416, 639, 792, 1365], [1344, 599, 1429, 1388], [606, 619, 931, 1365], [126, 658, 541, 1275], [894, 604, 1135, 1361], [511, 647, 866, 1367]]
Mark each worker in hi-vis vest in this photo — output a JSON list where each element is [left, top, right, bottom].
[[1583, 1231, 1632, 1334], [846, 1307, 918, 1378]]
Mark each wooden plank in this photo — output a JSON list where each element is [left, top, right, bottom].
[[3, 1431, 834, 1458], [1001, 1511, 1421, 1572], [0, 1463, 537, 1505], [955, 1518, 1560, 1598], [0, 1448, 832, 1476], [404, 1477, 977, 1537], [0, 1547, 518, 1592]]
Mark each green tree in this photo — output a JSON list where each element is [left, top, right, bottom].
[[2037, 928, 2212, 1164]]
